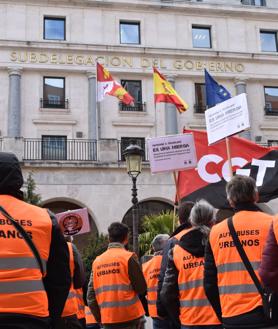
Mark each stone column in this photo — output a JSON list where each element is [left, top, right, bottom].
[[87, 72, 98, 160], [165, 76, 178, 135], [8, 67, 22, 137], [234, 78, 251, 140]]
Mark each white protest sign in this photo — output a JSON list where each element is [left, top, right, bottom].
[[205, 93, 250, 145], [56, 208, 90, 236], [147, 134, 197, 174]]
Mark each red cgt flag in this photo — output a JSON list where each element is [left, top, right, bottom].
[[178, 129, 278, 209]]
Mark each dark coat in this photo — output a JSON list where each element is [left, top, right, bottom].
[[160, 228, 209, 327], [259, 222, 278, 293]]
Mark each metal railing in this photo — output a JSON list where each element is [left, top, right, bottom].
[[119, 102, 146, 112], [265, 106, 278, 116], [117, 140, 149, 162], [40, 98, 69, 109], [241, 0, 266, 6], [23, 139, 97, 161]]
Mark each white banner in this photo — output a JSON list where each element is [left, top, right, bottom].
[[147, 134, 197, 174], [205, 93, 250, 145]]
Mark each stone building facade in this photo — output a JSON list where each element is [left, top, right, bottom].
[[0, 0, 278, 236]]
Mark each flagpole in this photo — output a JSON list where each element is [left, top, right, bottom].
[[172, 170, 180, 232], [225, 137, 233, 180], [154, 103, 158, 137], [95, 61, 101, 140]]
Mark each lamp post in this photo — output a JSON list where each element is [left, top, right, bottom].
[[123, 142, 144, 256]]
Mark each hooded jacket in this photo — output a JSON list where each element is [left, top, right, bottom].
[[160, 228, 210, 327], [0, 152, 71, 328]]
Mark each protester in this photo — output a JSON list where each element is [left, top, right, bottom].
[[62, 241, 86, 329], [75, 287, 86, 328], [142, 234, 170, 329], [160, 199, 221, 329], [87, 222, 146, 329], [204, 175, 275, 328], [157, 201, 194, 324], [259, 215, 278, 293], [0, 152, 71, 329]]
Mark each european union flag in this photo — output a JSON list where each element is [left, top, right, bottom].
[[205, 69, 231, 108]]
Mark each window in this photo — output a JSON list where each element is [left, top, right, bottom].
[[42, 136, 67, 160], [42, 77, 67, 108], [268, 140, 278, 147], [260, 31, 278, 52], [264, 87, 278, 115], [120, 80, 144, 111], [241, 0, 265, 5], [120, 137, 146, 161], [120, 21, 140, 44], [44, 17, 65, 40], [194, 83, 207, 113], [192, 26, 211, 48]]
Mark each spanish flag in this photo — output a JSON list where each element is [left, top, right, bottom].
[[153, 67, 188, 113], [97, 63, 134, 105]]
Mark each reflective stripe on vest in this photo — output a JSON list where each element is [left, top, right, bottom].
[[93, 247, 145, 323], [0, 257, 47, 273], [210, 211, 274, 318], [85, 306, 97, 324], [0, 195, 51, 317], [75, 288, 85, 320], [173, 244, 220, 326], [62, 242, 79, 317], [142, 254, 162, 318]]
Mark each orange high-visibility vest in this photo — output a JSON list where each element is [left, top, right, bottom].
[[210, 211, 273, 318], [75, 287, 85, 320], [174, 228, 191, 241], [85, 306, 98, 325], [142, 254, 162, 318], [62, 242, 78, 317], [173, 244, 220, 325], [93, 247, 145, 323], [273, 216, 278, 242], [0, 195, 52, 317]]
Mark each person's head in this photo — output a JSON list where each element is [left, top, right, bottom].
[[226, 175, 258, 208], [0, 152, 23, 199], [151, 234, 169, 252], [108, 222, 129, 245], [190, 199, 215, 229], [178, 201, 194, 227]]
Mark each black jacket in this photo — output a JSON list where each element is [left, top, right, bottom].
[[204, 203, 270, 329], [160, 228, 213, 327], [0, 152, 71, 328], [156, 223, 191, 320]]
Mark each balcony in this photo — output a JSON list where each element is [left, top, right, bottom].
[[23, 139, 97, 161], [119, 102, 146, 112], [117, 139, 148, 162], [40, 98, 69, 109], [241, 0, 266, 6], [264, 106, 278, 116]]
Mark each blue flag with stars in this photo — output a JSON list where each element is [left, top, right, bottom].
[[205, 69, 231, 108]]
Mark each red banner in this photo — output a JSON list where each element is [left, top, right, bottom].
[[178, 130, 278, 208]]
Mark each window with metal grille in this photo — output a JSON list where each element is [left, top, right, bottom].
[[42, 135, 67, 160], [120, 137, 146, 161], [194, 83, 207, 113]]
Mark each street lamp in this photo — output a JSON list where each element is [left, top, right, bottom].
[[123, 142, 144, 256]]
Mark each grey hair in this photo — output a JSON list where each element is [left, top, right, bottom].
[[190, 199, 215, 241], [226, 175, 257, 206], [151, 234, 169, 252]]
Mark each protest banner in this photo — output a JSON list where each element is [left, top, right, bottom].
[[56, 208, 90, 236]]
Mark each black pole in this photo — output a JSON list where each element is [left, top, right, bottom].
[[131, 176, 139, 256]]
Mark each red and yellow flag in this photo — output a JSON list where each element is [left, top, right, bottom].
[[97, 63, 134, 105], [153, 67, 188, 113]]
